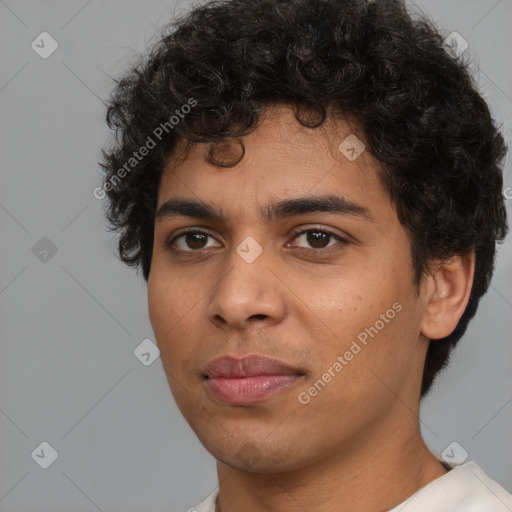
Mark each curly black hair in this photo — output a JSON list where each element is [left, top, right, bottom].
[[99, 0, 508, 397]]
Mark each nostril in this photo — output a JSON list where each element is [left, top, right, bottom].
[[249, 314, 267, 321]]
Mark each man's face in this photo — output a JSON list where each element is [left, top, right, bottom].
[[148, 105, 430, 472]]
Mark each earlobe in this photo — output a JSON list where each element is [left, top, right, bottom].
[[420, 252, 475, 340]]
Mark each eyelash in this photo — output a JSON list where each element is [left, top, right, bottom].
[[165, 227, 349, 256]]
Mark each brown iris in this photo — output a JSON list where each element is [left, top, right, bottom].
[[306, 230, 330, 249]]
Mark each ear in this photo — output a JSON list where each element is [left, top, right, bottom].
[[420, 252, 475, 340]]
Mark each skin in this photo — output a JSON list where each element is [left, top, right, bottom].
[[147, 104, 475, 512]]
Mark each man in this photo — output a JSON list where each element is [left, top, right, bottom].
[[100, 0, 511, 510]]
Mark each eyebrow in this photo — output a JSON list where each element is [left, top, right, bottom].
[[155, 194, 374, 224]]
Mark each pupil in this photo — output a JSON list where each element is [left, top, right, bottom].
[[307, 231, 328, 248], [187, 233, 207, 249]]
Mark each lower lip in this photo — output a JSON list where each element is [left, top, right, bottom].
[[204, 375, 302, 404]]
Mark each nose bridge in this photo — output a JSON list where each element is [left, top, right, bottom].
[[206, 237, 285, 328]]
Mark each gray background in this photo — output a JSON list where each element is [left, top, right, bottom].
[[0, 0, 511, 511]]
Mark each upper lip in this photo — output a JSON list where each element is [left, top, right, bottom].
[[203, 354, 303, 378]]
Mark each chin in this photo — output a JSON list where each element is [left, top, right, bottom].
[[198, 431, 310, 473]]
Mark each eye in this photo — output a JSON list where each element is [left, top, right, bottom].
[[167, 229, 221, 252], [165, 226, 349, 255], [288, 227, 349, 254]]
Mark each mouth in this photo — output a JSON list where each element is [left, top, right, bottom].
[[202, 354, 305, 404]]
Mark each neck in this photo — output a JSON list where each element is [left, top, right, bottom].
[[215, 419, 447, 512]]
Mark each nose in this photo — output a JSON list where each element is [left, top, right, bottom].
[[205, 248, 287, 330]]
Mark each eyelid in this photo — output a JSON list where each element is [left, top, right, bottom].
[[166, 227, 219, 250], [286, 225, 351, 254], [288, 224, 349, 241]]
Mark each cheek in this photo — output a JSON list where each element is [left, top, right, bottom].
[[304, 276, 381, 344], [148, 284, 193, 413], [350, 304, 420, 394], [148, 264, 193, 332], [302, 316, 418, 429], [148, 273, 186, 358], [148, 268, 209, 375], [148, 275, 171, 337], [307, 283, 419, 399]]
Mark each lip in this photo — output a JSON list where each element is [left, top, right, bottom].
[[202, 355, 304, 404]]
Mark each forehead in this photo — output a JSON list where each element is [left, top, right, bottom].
[[156, 105, 389, 219]]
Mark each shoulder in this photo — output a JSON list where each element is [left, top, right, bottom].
[[187, 488, 218, 512], [184, 464, 512, 512], [391, 461, 512, 511]]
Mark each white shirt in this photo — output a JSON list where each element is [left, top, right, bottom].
[[189, 462, 512, 512]]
